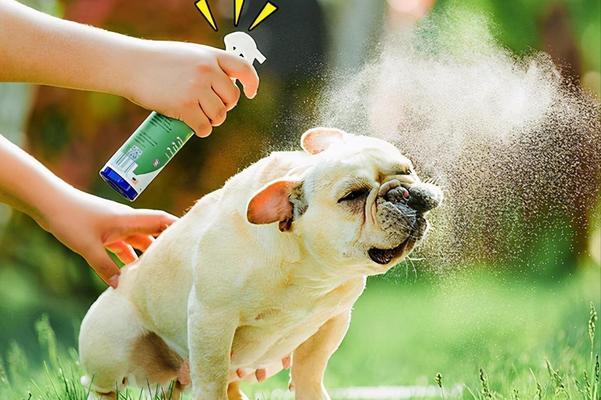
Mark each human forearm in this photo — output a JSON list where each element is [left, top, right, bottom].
[[0, 0, 260, 136], [0, 0, 139, 97], [0, 134, 74, 230]]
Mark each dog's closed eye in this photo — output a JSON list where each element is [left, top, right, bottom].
[[398, 168, 413, 175], [338, 188, 370, 203]]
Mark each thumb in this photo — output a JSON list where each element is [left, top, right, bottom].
[[87, 249, 121, 289], [217, 52, 260, 99]]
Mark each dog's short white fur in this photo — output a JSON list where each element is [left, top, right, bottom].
[[79, 128, 442, 400]]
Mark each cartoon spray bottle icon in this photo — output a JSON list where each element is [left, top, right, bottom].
[[100, 32, 266, 201]]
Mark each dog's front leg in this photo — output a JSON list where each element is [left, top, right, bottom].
[[187, 289, 238, 400], [291, 311, 351, 400]]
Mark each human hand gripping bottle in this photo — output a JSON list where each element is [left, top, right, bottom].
[[100, 32, 266, 201]]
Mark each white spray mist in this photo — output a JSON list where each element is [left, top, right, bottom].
[[318, 11, 601, 271]]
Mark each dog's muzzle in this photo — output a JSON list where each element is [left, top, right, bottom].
[[368, 181, 442, 264]]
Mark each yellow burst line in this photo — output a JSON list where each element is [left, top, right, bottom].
[[234, 0, 245, 27], [249, 1, 278, 31], [194, 0, 218, 31]]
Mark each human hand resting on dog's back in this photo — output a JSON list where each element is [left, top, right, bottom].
[[0, 135, 177, 288], [0, 0, 260, 137]]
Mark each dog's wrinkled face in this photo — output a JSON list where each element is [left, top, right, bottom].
[[247, 128, 443, 274]]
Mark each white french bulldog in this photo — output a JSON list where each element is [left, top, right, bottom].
[[79, 128, 443, 400]]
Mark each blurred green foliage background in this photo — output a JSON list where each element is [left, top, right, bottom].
[[0, 0, 599, 395]]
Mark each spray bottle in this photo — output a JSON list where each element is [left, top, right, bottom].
[[100, 32, 266, 201]]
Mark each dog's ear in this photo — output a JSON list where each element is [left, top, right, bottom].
[[247, 179, 302, 232], [301, 127, 346, 155]]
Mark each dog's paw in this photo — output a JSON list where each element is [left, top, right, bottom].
[[86, 392, 116, 400]]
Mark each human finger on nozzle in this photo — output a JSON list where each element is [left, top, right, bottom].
[[218, 52, 260, 99]]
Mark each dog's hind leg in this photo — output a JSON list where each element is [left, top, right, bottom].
[[79, 289, 146, 395]]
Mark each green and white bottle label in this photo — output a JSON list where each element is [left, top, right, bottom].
[[104, 112, 194, 193]]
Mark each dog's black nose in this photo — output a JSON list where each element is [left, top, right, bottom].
[[380, 181, 443, 213], [407, 183, 443, 213]]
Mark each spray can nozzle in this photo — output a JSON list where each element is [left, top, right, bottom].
[[224, 32, 266, 65]]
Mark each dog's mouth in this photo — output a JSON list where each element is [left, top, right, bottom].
[[367, 212, 427, 265], [368, 237, 415, 265], [367, 182, 437, 265]]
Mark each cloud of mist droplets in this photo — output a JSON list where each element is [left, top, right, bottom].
[[317, 12, 601, 273]]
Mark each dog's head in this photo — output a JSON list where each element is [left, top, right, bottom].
[[247, 128, 442, 274]]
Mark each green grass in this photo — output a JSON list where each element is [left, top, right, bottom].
[[1, 267, 599, 399]]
